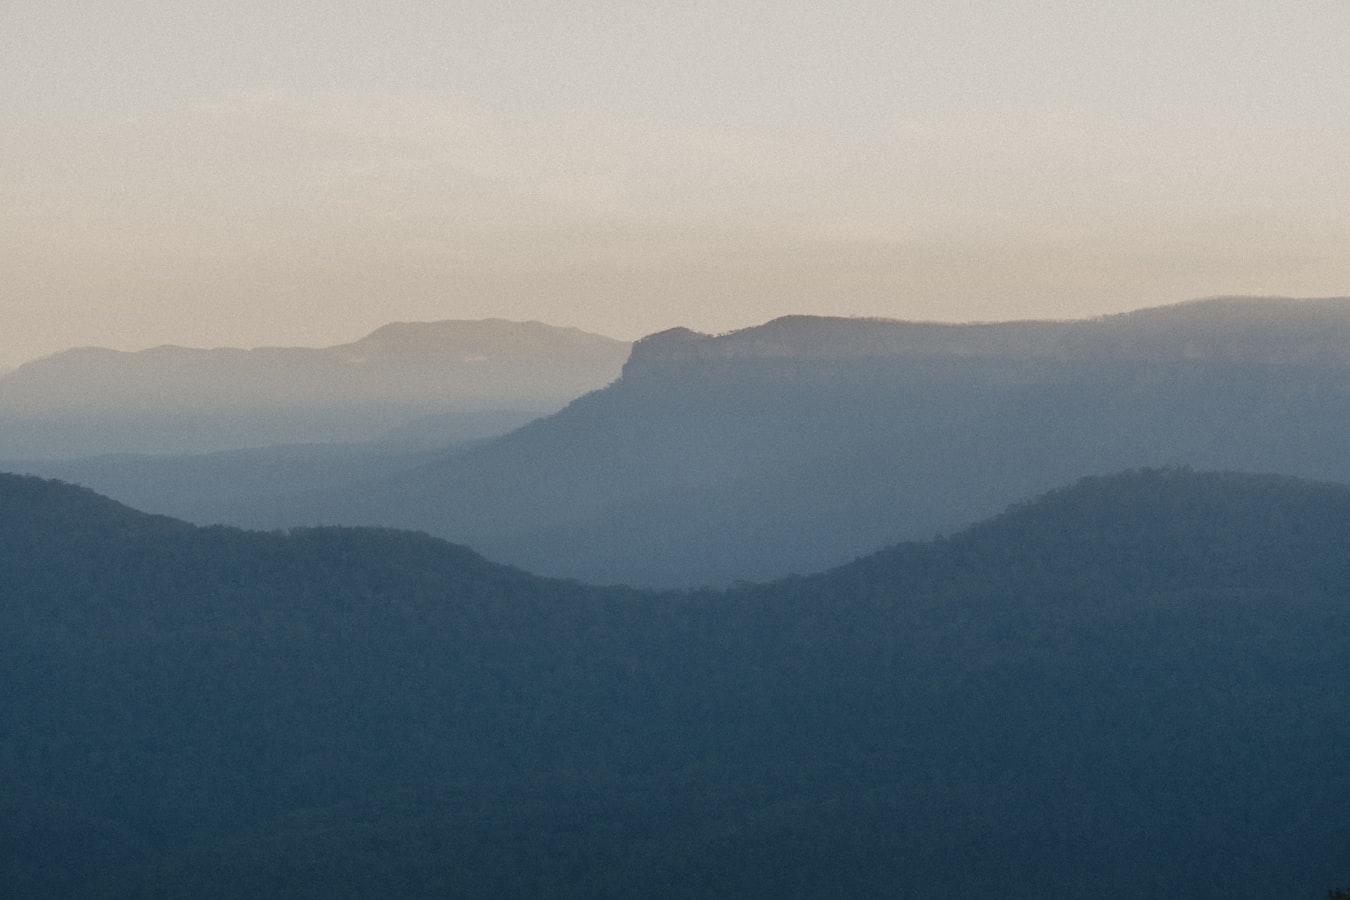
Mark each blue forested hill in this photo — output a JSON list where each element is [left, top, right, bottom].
[[2, 468, 1350, 898]]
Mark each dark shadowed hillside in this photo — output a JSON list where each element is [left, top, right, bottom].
[[2, 468, 1350, 898], [0, 320, 629, 458]]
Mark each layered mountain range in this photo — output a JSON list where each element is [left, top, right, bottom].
[[12, 296, 1350, 585], [9, 298, 1350, 896], [2, 468, 1348, 898]]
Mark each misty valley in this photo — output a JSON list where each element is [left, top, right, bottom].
[[5, 299, 1350, 897]]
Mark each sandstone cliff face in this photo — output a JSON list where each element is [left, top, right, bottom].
[[625, 317, 1067, 370], [624, 298, 1350, 375]]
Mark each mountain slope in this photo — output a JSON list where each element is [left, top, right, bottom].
[[3, 468, 1350, 898], [238, 296, 1350, 585]]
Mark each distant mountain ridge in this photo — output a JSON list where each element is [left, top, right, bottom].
[[0, 319, 629, 457], [1, 318, 628, 411], [625, 296, 1350, 369]]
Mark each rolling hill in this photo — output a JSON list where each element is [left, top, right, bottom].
[[2, 467, 1349, 898]]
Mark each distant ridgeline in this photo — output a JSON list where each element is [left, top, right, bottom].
[[11, 296, 1350, 587], [622, 297, 1350, 370], [1, 468, 1349, 898], [0, 320, 630, 457]]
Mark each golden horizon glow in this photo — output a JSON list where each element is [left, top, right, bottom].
[[4, 2, 1349, 367]]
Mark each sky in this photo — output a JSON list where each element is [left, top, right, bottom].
[[4, 1, 1350, 367]]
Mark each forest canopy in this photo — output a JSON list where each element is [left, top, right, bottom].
[[1, 468, 1348, 898]]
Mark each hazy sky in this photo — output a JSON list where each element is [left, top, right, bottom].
[[4, 1, 1349, 366]]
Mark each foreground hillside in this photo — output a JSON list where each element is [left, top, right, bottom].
[[2, 468, 1348, 898]]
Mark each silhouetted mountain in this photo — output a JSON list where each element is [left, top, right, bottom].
[[0, 320, 628, 457], [2, 468, 1349, 898]]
